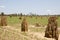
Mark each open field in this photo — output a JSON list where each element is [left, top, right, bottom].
[[7, 16, 60, 26], [0, 16, 60, 40]]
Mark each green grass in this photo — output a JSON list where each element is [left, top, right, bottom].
[[57, 17, 60, 27], [7, 16, 21, 25], [7, 16, 60, 26]]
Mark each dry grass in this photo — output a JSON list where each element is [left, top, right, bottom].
[[0, 25, 60, 40]]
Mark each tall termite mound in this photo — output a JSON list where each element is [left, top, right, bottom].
[[0, 12, 7, 26], [21, 18, 28, 32], [45, 16, 59, 40]]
